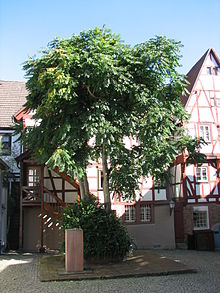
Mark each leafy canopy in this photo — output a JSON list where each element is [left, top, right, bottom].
[[22, 27, 203, 199]]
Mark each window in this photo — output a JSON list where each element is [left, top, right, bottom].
[[140, 205, 151, 222], [213, 67, 219, 76], [196, 167, 208, 182], [0, 134, 11, 155], [217, 100, 220, 107], [98, 170, 104, 189], [207, 67, 219, 75], [193, 206, 209, 230], [28, 167, 40, 187], [199, 125, 211, 142], [210, 98, 215, 106], [207, 67, 212, 75], [125, 205, 135, 222]]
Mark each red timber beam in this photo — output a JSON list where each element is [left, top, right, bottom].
[[181, 151, 187, 202], [53, 166, 95, 200]]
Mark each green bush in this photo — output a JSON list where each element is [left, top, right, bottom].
[[61, 198, 131, 260]]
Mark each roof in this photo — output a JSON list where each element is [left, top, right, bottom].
[[0, 80, 28, 128], [181, 48, 220, 107]]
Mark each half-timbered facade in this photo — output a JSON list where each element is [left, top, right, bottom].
[[171, 48, 220, 249]]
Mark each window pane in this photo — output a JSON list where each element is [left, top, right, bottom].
[[199, 125, 210, 142], [207, 67, 212, 75], [125, 205, 135, 222], [196, 168, 201, 181], [28, 168, 40, 187], [196, 167, 208, 182], [140, 205, 151, 222], [213, 67, 218, 76], [193, 210, 208, 229], [205, 126, 210, 141], [202, 168, 208, 181], [199, 126, 204, 138]]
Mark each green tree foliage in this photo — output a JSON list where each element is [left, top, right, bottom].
[[22, 27, 204, 207], [61, 199, 131, 260]]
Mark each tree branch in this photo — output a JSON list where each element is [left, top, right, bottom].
[[86, 86, 102, 100]]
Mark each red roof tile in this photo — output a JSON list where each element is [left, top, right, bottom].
[[0, 80, 28, 128]]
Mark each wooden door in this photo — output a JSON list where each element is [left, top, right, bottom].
[[174, 204, 184, 243]]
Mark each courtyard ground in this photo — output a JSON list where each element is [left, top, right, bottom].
[[0, 249, 220, 292]]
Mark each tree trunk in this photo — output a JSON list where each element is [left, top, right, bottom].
[[102, 143, 111, 212], [79, 178, 85, 200], [83, 173, 90, 200], [79, 173, 90, 201]]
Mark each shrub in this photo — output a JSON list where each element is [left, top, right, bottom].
[[61, 198, 131, 260]]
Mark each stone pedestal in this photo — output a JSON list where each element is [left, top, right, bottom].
[[65, 228, 83, 272]]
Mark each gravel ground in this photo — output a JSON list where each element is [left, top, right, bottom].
[[0, 249, 220, 293]]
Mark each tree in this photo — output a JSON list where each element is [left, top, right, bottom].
[[22, 28, 203, 210]]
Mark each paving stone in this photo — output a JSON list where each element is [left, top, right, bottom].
[[0, 250, 220, 292]]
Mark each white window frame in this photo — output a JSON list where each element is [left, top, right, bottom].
[[195, 166, 208, 182], [140, 205, 151, 222], [28, 166, 40, 187], [199, 125, 211, 142], [217, 99, 220, 107], [193, 206, 209, 230], [125, 205, 135, 222]]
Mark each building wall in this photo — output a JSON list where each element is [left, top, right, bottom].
[[174, 50, 220, 247], [0, 183, 8, 249], [126, 205, 175, 249], [183, 204, 220, 239], [23, 207, 63, 252]]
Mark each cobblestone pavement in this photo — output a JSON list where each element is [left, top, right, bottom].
[[0, 250, 220, 293]]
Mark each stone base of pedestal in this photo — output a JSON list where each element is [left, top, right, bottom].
[[58, 267, 92, 275], [65, 228, 83, 272]]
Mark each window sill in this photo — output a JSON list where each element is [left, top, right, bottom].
[[125, 221, 153, 225], [193, 227, 209, 231]]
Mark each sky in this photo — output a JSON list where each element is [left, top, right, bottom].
[[0, 0, 220, 81]]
